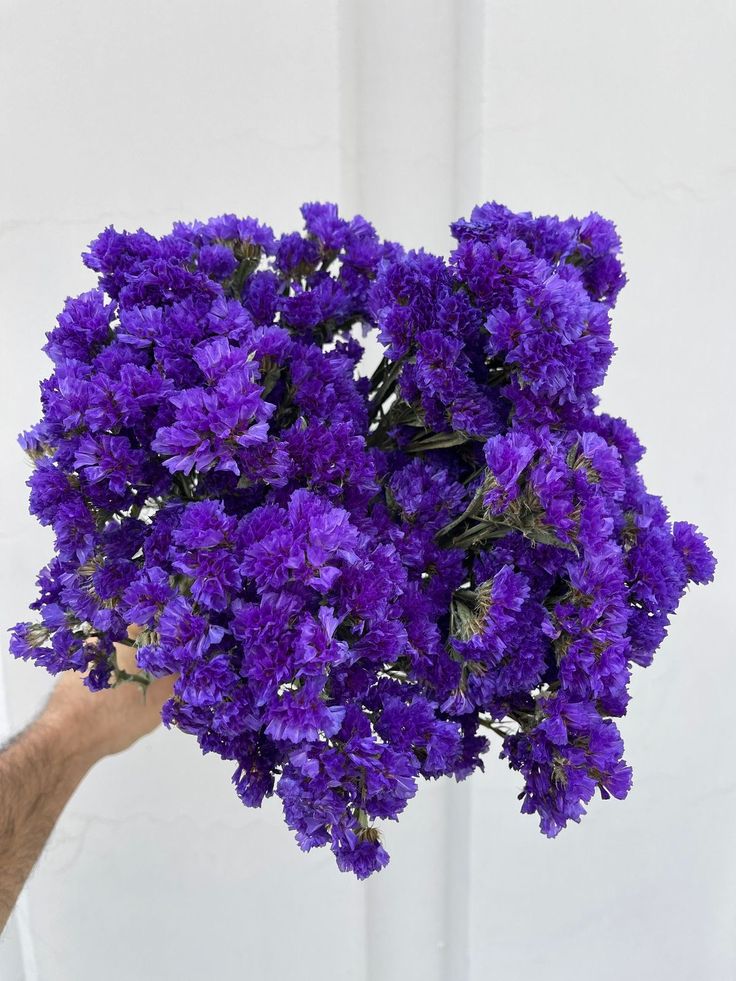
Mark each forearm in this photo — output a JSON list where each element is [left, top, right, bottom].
[[0, 710, 93, 932], [0, 640, 173, 934]]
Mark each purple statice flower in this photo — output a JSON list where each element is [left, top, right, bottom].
[[483, 431, 537, 512], [502, 694, 633, 837], [389, 457, 468, 533], [74, 434, 147, 496], [444, 564, 550, 716], [151, 355, 275, 476], [44, 290, 115, 364], [10, 201, 714, 877], [239, 489, 362, 594], [672, 521, 717, 584], [265, 677, 347, 743]]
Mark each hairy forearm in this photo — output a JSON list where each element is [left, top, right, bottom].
[[0, 711, 93, 933], [0, 640, 174, 934]]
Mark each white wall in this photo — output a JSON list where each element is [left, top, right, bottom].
[[1, 2, 734, 979]]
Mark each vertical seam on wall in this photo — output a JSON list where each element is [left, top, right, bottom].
[[336, 11, 370, 981], [337, 5, 486, 977], [443, 1, 471, 968], [338, 0, 360, 216], [445, 5, 487, 977]]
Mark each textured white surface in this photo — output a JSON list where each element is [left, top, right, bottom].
[[1, 1, 734, 979]]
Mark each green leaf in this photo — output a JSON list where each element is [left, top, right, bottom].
[[407, 431, 470, 452]]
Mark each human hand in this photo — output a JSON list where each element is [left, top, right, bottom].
[[42, 634, 175, 768]]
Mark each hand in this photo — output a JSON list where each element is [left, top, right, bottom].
[[42, 635, 176, 768]]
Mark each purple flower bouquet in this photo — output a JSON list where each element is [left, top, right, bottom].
[[11, 202, 715, 877]]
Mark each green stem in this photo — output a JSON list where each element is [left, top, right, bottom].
[[477, 717, 514, 738], [446, 520, 509, 551], [435, 484, 487, 543], [367, 357, 406, 420]]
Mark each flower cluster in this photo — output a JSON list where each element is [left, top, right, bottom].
[[11, 201, 715, 876]]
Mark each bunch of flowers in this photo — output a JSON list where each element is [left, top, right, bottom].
[[11, 201, 715, 877]]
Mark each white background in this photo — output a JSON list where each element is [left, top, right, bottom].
[[1, 2, 735, 979]]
